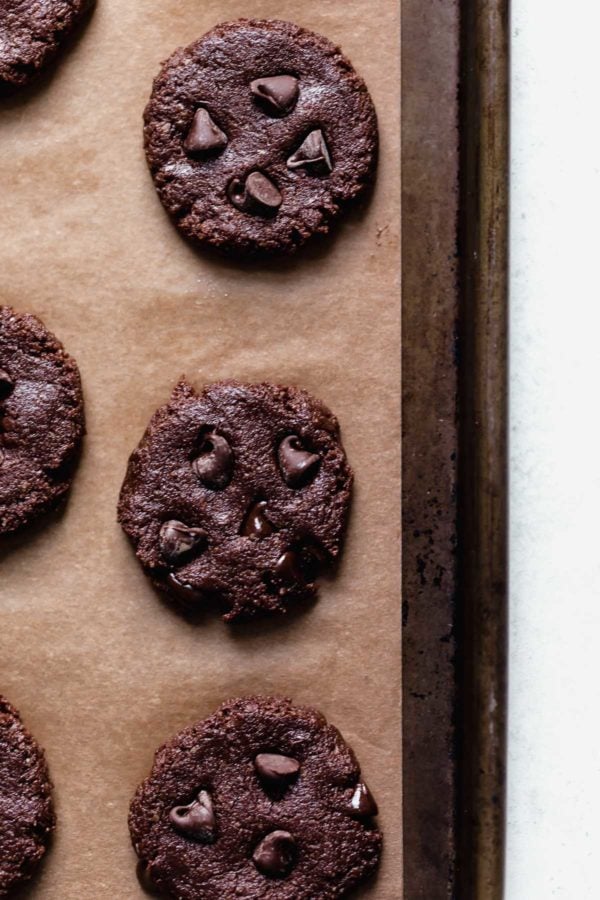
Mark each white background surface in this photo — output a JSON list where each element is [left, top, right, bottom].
[[508, 2, 600, 897]]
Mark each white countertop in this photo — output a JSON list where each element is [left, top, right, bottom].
[[508, 2, 600, 897]]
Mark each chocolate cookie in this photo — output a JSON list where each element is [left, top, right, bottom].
[[0, 0, 94, 91], [129, 696, 381, 899], [118, 380, 352, 622], [0, 696, 55, 896], [0, 306, 85, 535], [143, 18, 378, 257]]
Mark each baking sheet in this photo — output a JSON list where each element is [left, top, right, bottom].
[[401, 1, 459, 895], [0, 1, 401, 897]]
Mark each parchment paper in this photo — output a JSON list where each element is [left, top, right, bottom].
[[0, 1, 401, 897]]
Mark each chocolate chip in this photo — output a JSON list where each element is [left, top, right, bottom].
[[254, 753, 300, 793], [273, 550, 305, 585], [250, 75, 299, 115], [228, 171, 282, 217], [271, 545, 323, 588], [278, 436, 320, 488], [0, 369, 14, 401], [300, 546, 324, 582], [169, 790, 216, 843], [184, 108, 228, 155], [241, 501, 274, 539], [192, 430, 233, 489], [287, 129, 333, 175], [159, 520, 207, 564], [348, 781, 378, 818], [252, 830, 297, 878], [165, 573, 206, 607]]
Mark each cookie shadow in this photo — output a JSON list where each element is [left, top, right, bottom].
[[0, 436, 84, 565], [0, 1, 97, 106], [152, 585, 227, 627], [169, 178, 377, 279], [226, 592, 319, 641], [150, 580, 319, 635], [145, 563, 334, 636], [0, 502, 69, 566], [226, 554, 345, 641]]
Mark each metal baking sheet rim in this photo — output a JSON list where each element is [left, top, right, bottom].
[[402, 1, 508, 897]]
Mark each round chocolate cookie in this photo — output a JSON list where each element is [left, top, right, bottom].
[[0, 306, 85, 535], [143, 18, 378, 257], [130, 696, 382, 899], [0, 696, 55, 896], [118, 380, 352, 623], [0, 0, 94, 91]]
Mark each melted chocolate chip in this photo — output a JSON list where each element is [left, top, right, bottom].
[[159, 520, 207, 564], [252, 830, 297, 878], [254, 753, 300, 793], [165, 573, 206, 607], [271, 545, 324, 588], [250, 75, 299, 115], [169, 790, 216, 843], [0, 369, 14, 401], [278, 436, 320, 488], [241, 501, 274, 538], [184, 108, 228, 155], [274, 550, 305, 585], [192, 430, 233, 489], [228, 172, 282, 216], [287, 129, 333, 175], [300, 546, 324, 582], [348, 781, 378, 818]]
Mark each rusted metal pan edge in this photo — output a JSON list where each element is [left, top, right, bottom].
[[402, 0, 509, 896]]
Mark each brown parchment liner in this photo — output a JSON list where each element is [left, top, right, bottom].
[[0, 2, 401, 897]]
